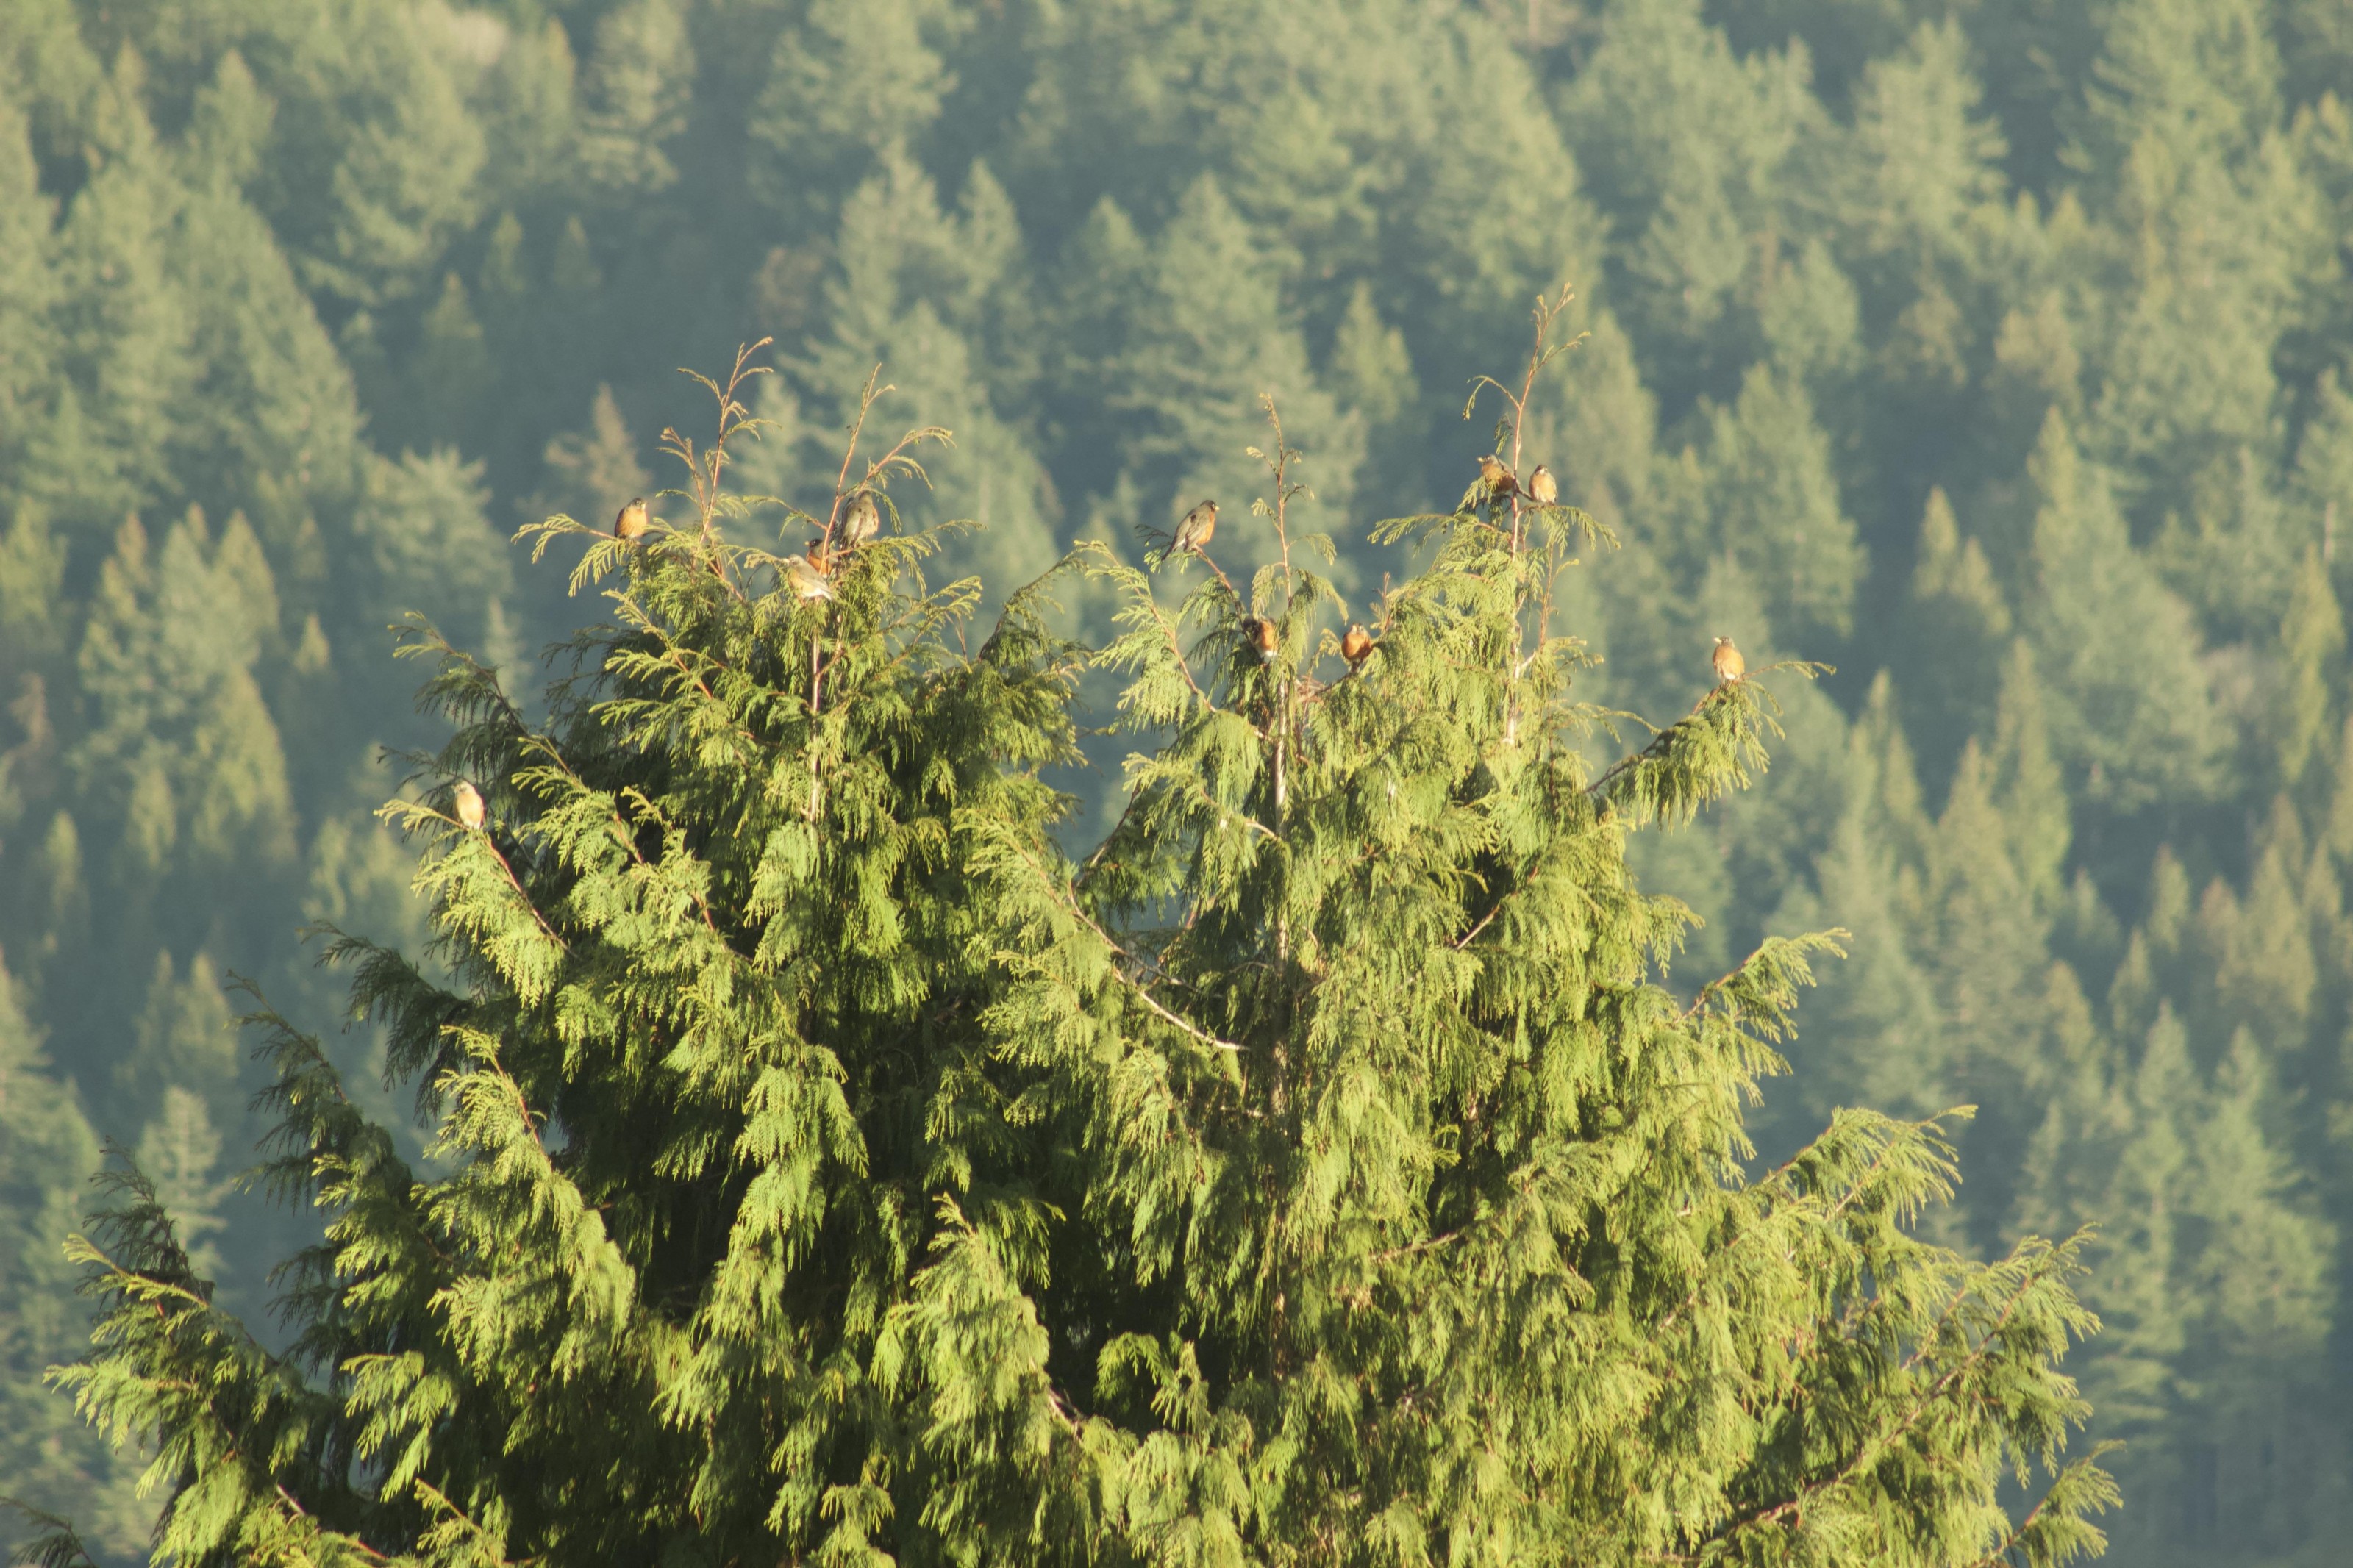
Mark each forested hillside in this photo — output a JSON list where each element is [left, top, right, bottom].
[[0, 0, 2347, 1562]]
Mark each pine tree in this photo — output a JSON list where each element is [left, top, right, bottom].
[[2160, 1028, 2337, 1552], [1829, 18, 2010, 312], [2190, 801, 2321, 1060], [1113, 173, 1363, 534], [2014, 409, 2223, 811], [474, 21, 579, 213], [526, 385, 653, 541], [1557, 0, 1825, 404], [1678, 364, 1865, 648], [1764, 679, 1949, 1135], [0, 951, 143, 1561], [292, 4, 487, 310], [1040, 196, 1152, 503], [1907, 723, 2093, 1241], [49, 49, 197, 528], [0, 94, 58, 497], [2012, 1003, 2190, 1458], [1903, 489, 2011, 786], [346, 449, 513, 666], [790, 155, 1060, 609], [168, 151, 371, 562], [68, 507, 299, 955], [1987, 641, 2070, 912], [110, 949, 241, 1138], [0, 506, 65, 695], [132, 1084, 231, 1284], [23, 341, 2114, 1567], [407, 272, 494, 454], [1327, 282, 1415, 441], [2065, 0, 2323, 509], [2271, 545, 2346, 788], [573, 0, 693, 203], [747, 0, 952, 226]]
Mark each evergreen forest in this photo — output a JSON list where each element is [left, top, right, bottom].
[[0, 0, 2349, 1562]]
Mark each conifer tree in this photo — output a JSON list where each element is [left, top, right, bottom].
[[1904, 490, 2011, 787], [348, 450, 513, 662], [0, 952, 142, 1561], [2065, 0, 2321, 506], [526, 386, 653, 543], [293, 6, 486, 309], [16, 12, 2353, 1554], [1557, 0, 1822, 404], [789, 156, 1059, 605], [2014, 410, 2221, 810], [1763, 684, 1947, 1134], [1683, 364, 1865, 646], [2272, 547, 2346, 787], [1113, 174, 1363, 531], [51, 53, 197, 527], [19, 334, 2114, 1568], [748, 0, 951, 226], [114, 951, 240, 1139], [0, 96, 58, 492]]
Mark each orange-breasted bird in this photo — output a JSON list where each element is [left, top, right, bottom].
[[785, 554, 835, 601], [842, 490, 881, 547], [615, 497, 649, 542], [453, 780, 486, 831], [1340, 624, 1374, 666], [1712, 636, 1746, 686], [1527, 464, 1557, 506], [1174, 499, 1218, 554], [1246, 615, 1279, 663], [1475, 454, 1517, 496]]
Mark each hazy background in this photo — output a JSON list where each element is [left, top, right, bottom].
[[3, 1, 2351, 1562]]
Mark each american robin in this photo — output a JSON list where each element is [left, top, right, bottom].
[[842, 490, 881, 547], [1246, 615, 1279, 663], [1712, 637, 1745, 686], [1527, 465, 1557, 506], [785, 555, 835, 601], [615, 497, 649, 542], [1340, 625, 1373, 666], [453, 780, 486, 831], [1174, 500, 1218, 554], [1475, 454, 1517, 496]]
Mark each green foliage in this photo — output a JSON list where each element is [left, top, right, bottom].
[[19, 344, 2113, 1567], [4, 1, 2353, 1561], [0, 956, 143, 1559]]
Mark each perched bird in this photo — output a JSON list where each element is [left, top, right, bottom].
[[1341, 624, 1374, 667], [1174, 499, 1218, 554], [1712, 636, 1746, 686], [453, 780, 486, 831], [614, 497, 649, 543], [1246, 615, 1279, 663], [841, 490, 882, 547], [1527, 464, 1557, 507], [1474, 454, 1518, 496], [785, 554, 835, 601]]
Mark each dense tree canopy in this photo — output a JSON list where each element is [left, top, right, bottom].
[[0, 1, 2349, 1564], [14, 340, 2117, 1567]]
